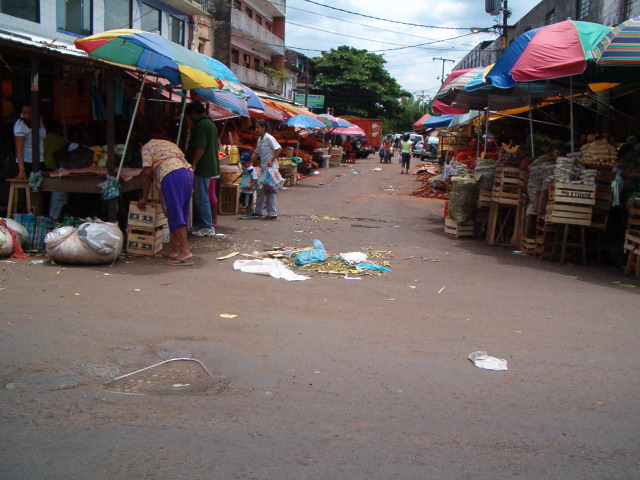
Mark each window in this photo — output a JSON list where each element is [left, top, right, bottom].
[[254, 58, 260, 70], [232, 0, 241, 10], [1, 0, 39, 22], [170, 16, 184, 45], [243, 53, 251, 68], [140, 2, 161, 33], [265, 21, 271, 31], [545, 9, 555, 25], [577, 0, 590, 19], [57, 0, 92, 35], [104, 0, 131, 30], [255, 14, 262, 26], [231, 49, 240, 64], [245, 6, 252, 19], [622, 0, 633, 20]]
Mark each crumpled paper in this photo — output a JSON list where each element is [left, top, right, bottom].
[[468, 351, 508, 371], [233, 258, 309, 281]]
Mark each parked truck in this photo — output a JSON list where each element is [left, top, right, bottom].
[[341, 116, 382, 159]]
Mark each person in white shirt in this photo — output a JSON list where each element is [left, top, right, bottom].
[[14, 104, 46, 178], [249, 119, 282, 220]]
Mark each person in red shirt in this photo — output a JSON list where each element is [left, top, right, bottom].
[[342, 136, 352, 162]]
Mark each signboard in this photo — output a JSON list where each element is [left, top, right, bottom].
[[294, 94, 325, 109]]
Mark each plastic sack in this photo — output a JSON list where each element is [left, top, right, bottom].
[[447, 176, 478, 224], [77, 222, 122, 255], [258, 167, 284, 194], [1, 218, 28, 246], [45, 222, 123, 265], [339, 252, 368, 265], [0, 225, 14, 258], [12, 213, 55, 252], [295, 239, 327, 266]]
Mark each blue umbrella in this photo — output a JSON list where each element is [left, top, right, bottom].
[[284, 115, 327, 129], [195, 88, 249, 116], [424, 115, 454, 128], [242, 85, 266, 110]]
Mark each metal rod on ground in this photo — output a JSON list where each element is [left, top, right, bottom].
[[116, 54, 153, 183], [113, 358, 213, 381]]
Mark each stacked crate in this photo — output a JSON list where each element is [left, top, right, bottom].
[[487, 167, 526, 246], [590, 184, 612, 230], [444, 217, 474, 238], [624, 198, 640, 278], [545, 183, 596, 226], [126, 201, 167, 255]]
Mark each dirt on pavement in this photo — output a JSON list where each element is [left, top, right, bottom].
[[1, 155, 639, 479]]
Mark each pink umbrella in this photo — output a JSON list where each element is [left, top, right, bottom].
[[332, 125, 366, 136]]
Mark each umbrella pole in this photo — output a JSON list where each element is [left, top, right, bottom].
[[116, 54, 153, 183], [476, 117, 481, 159], [528, 83, 535, 159], [483, 107, 489, 156], [569, 76, 575, 153], [176, 91, 188, 147]]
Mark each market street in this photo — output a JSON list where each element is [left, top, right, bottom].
[[1, 155, 639, 479]]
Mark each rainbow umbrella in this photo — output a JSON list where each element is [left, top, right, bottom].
[[336, 117, 353, 128], [589, 16, 640, 81], [194, 89, 249, 117], [485, 20, 612, 88], [76, 29, 226, 90], [315, 113, 340, 128]]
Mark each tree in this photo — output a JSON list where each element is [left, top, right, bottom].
[[310, 46, 410, 118], [382, 96, 430, 134]]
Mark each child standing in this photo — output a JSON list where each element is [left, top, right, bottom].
[[239, 153, 259, 219]]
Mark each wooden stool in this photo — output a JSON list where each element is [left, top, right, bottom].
[[551, 224, 587, 265], [6, 178, 32, 218]]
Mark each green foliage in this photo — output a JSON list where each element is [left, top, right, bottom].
[[382, 96, 430, 135], [310, 46, 410, 118]]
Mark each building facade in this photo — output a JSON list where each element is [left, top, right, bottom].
[[0, 0, 208, 47]]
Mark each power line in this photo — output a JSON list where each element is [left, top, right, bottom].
[[299, 0, 492, 30]]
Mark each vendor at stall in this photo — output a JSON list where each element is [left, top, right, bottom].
[[13, 104, 46, 178], [614, 143, 640, 203], [136, 133, 195, 266]]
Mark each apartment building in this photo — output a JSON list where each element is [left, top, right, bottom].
[[0, 0, 207, 47], [211, 0, 285, 95]]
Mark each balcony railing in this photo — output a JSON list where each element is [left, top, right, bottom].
[[231, 9, 284, 55], [162, 0, 208, 15], [231, 63, 283, 94]]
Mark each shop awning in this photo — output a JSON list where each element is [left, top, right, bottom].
[[268, 99, 315, 117], [254, 100, 286, 121]]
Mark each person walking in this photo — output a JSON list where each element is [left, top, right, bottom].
[[185, 101, 219, 237], [137, 134, 195, 265], [250, 119, 282, 220], [400, 134, 412, 174]]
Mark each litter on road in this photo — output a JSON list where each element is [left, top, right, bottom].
[[233, 258, 309, 281], [468, 351, 508, 371]]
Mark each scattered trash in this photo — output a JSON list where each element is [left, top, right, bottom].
[[611, 281, 636, 288], [233, 258, 309, 281], [339, 252, 368, 265], [220, 313, 238, 318], [437, 285, 446, 294], [215, 233, 225, 237], [511, 250, 524, 255], [172, 383, 190, 388], [312, 171, 320, 175], [30, 260, 44, 264], [563, 275, 583, 280], [400, 256, 414, 260], [387, 298, 395, 301], [295, 240, 327, 266], [422, 258, 439, 262], [409, 286, 416, 289], [372, 167, 382, 171], [134, 288, 141, 292], [103, 273, 113, 276], [217, 251, 240, 260], [74, 293, 80, 296], [356, 263, 391, 273], [0, 260, 16, 263], [468, 351, 508, 371], [344, 275, 362, 280], [294, 230, 304, 233], [55, 268, 65, 275]]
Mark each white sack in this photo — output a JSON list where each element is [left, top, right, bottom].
[[0, 225, 14, 258], [45, 223, 123, 265], [339, 252, 368, 265], [77, 222, 122, 254], [233, 258, 309, 281], [1, 218, 27, 246]]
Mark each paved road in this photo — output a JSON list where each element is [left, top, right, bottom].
[[1, 155, 639, 479]]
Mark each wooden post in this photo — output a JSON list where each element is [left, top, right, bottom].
[[30, 55, 42, 213], [106, 68, 117, 222]]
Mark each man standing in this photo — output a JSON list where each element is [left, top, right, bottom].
[[185, 101, 219, 236], [250, 119, 282, 220]]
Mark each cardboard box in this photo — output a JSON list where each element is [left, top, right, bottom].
[[128, 201, 166, 229], [126, 228, 164, 255]]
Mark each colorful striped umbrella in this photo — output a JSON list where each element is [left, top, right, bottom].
[[589, 16, 640, 81], [486, 20, 612, 88], [315, 113, 340, 128], [75, 29, 236, 91], [336, 117, 354, 128]]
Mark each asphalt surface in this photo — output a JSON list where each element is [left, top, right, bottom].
[[1, 155, 639, 479]]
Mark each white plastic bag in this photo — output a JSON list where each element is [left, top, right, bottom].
[[45, 222, 123, 265]]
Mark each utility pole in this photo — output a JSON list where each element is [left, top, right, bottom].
[[304, 57, 309, 108], [433, 57, 455, 84], [499, 0, 511, 53]]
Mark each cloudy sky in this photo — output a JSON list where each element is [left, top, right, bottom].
[[285, 0, 536, 100]]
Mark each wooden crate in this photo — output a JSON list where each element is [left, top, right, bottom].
[[126, 227, 164, 255], [477, 189, 492, 208], [546, 183, 596, 226], [219, 183, 240, 215], [444, 218, 474, 238], [520, 235, 536, 255], [128, 201, 166, 229], [492, 167, 522, 205]]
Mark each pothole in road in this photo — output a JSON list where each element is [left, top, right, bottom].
[[102, 360, 229, 396]]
